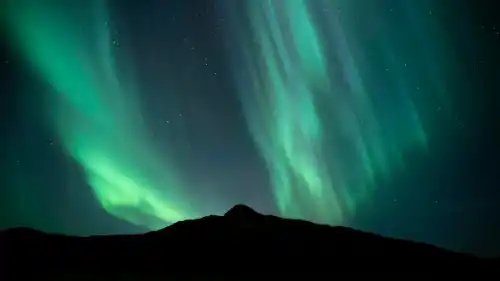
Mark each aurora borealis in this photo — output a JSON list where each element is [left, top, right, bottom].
[[1, 0, 499, 256], [223, 0, 439, 225], [4, 0, 198, 229]]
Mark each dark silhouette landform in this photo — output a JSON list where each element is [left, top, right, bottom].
[[1, 204, 497, 277]]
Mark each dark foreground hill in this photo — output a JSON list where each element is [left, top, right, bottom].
[[1, 205, 497, 278]]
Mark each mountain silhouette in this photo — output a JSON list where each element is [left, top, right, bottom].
[[1, 205, 497, 279], [225, 204, 261, 218]]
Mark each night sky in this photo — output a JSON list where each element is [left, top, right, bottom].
[[0, 0, 499, 257]]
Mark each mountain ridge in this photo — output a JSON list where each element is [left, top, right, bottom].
[[1, 204, 497, 277]]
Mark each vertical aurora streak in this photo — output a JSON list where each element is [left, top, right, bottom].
[[4, 0, 197, 229], [223, 0, 452, 225]]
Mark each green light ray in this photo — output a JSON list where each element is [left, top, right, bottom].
[[225, 0, 451, 225], [5, 0, 197, 229]]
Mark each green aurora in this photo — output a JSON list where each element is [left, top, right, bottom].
[[3, 0, 458, 228], [4, 0, 198, 229], [224, 0, 455, 224]]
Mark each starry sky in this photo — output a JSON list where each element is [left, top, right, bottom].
[[0, 0, 499, 257]]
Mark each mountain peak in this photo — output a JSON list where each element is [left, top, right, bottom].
[[224, 204, 261, 219]]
